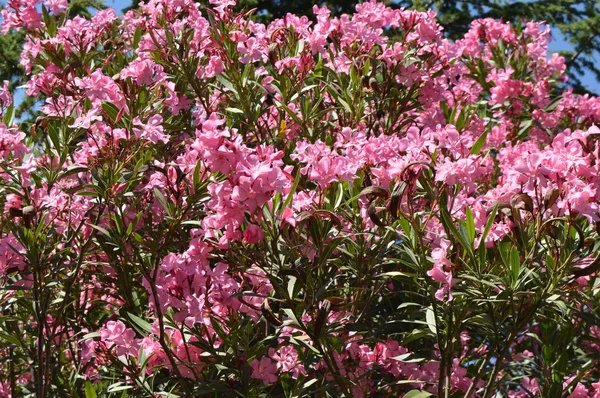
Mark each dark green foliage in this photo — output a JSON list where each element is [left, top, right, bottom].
[[0, 30, 24, 86]]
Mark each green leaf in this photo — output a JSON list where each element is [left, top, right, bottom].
[[376, 271, 415, 278], [545, 96, 563, 112], [277, 101, 303, 126], [465, 207, 475, 244], [287, 276, 297, 299], [282, 308, 303, 329], [216, 75, 238, 95], [58, 166, 88, 181], [425, 306, 437, 334], [153, 187, 172, 216], [289, 336, 320, 354], [439, 205, 474, 259], [470, 129, 488, 155], [181, 220, 203, 227], [101, 102, 120, 122], [282, 167, 301, 212], [397, 302, 423, 310], [391, 353, 425, 363], [478, 203, 498, 265], [84, 381, 97, 398], [517, 119, 533, 138], [509, 246, 521, 286], [403, 390, 432, 398], [336, 96, 352, 114], [107, 383, 133, 393], [2, 103, 15, 126], [0, 332, 22, 347], [89, 224, 111, 238], [132, 26, 142, 48], [192, 159, 203, 189], [127, 312, 152, 334], [81, 331, 100, 341]]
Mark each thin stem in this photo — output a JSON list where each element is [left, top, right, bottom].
[[148, 274, 193, 396], [314, 341, 352, 398], [33, 265, 45, 398]]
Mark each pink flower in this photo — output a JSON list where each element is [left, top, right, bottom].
[[0, 80, 11, 107], [68, 108, 102, 130], [209, 0, 237, 17], [80, 337, 97, 365], [0, 122, 28, 159], [44, 0, 68, 14], [427, 241, 457, 301], [120, 58, 165, 86], [20, 4, 43, 30], [269, 346, 306, 378], [250, 357, 278, 385], [185, 294, 207, 326], [203, 56, 224, 78], [0, 233, 26, 276], [4, 194, 22, 213], [74, 70, 126, 108], [237, 37, 265, 64], [99, 320, 139, 357], [132, 115, 170, 144], [243, 224, 265, 244]]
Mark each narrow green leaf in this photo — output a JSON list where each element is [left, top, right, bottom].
[[282, 308, 303, 329], [470, 129, 488, 155], [153, 187, 171, 216], [376, 271, 415, 278], [58, 166, 88, 181], [215, 75, 238, 95], [425, 306, 437, 334], [282, 168, 301, 212], [287, 276, 297, 299], [403, 390, 432, 398], [0, 332, 22, 347], [465, 207, 475, 244], [81, 332, 100, 341], [478, 203, 498, 265], [133, 26, 142, 48], [2, 104, 15, 126], [276, 101, 303, 126], [89, 224, 111, 238], [517, 119, 533, 137], [84, 381, 97, 398], [107, 383, 133, 393], [509, 246, 521, 286], [127, 312, 152, 334], [439, 205, 474, 259]]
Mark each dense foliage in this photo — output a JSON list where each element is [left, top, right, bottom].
[[1, 0, 600, 397]]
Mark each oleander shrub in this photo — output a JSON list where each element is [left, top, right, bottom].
[[1, 0, 600, 397]]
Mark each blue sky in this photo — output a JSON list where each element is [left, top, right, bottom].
[[106, 0, 131, 11]]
